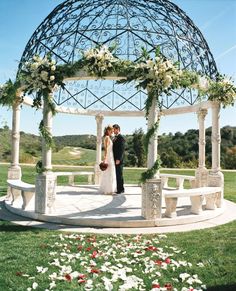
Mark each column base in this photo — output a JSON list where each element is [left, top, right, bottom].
[[7, 165, 22, 200], [35, 172, 56, 214], [8, 165, 22, 180], [195, 167, 208, 187]]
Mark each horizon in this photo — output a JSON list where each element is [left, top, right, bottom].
[[0, 0, 236, 136], [1, 123, 235, 138]]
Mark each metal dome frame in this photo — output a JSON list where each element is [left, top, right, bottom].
[[17, 0, 218, 111]]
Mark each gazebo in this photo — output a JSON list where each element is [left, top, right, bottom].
[[6, 0, 224, 227]]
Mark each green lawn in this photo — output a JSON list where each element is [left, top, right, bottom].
[[1, 165, 235, 203], [0, 164, 236, 290], [52, 146, 96, 166]]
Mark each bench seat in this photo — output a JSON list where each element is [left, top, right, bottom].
[[163, 186, 222, 217], [7, 179, 35, 210]]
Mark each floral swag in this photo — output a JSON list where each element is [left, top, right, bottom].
[[0, 45, 236, 180]]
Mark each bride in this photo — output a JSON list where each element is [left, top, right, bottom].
[[99, 125, 117, 195]]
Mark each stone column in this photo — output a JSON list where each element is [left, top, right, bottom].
[[195, 109, 208, 187], [142, 96, 162, 220], [147, 99, 159, 176], [35, 94, 56, 214], [8, 101, 22, 180], [207, 102, 224, 209], [94, 114, 104, 184], [7, 99, 22, 199]]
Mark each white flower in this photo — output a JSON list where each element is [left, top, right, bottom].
[[179, 272, 191, 282], [102, 277, 113, 291], [32, 282, 38, 289], [40, 71, 49, 82], [36, 266, 48, 273], [199, 76, 209, 91], [165, 60, 173, 69], [49, 281, 56, 290], [146, 59, 154, 68], [49, 272, 58, 280], [165, 75, 172, 87], [51, 65, 56, 71]]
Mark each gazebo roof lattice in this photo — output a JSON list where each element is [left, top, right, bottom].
[[17, 0, 218, 111]]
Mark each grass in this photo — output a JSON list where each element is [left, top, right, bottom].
[[0, 164, 236, 290], [0, 164, 235, 203], [52, 146, 96, 166], [0, 221, 235, 290]]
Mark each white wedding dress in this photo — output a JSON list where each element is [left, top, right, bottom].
[[99, 137, 117, 194]]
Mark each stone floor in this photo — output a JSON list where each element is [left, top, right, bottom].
[[1, 184, 236, 233]]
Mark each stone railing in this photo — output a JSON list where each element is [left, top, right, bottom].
[[160, 173, 196, 190]]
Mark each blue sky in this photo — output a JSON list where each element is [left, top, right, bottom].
[[0, 0, 235, 136]]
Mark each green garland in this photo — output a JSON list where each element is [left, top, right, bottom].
[[39, 120, 54, 149], [35, 160, 46, 174], [0, 79, 22, 107], [141, 157, 162, 182], [1, 45, 236, 178]]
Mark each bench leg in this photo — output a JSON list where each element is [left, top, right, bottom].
[[165, 197, 177, 218], [88, 174, 93, 185], [22, 191, 35, 210], [10, 188, 21, 205], [162, 177, 169, 188], [216, 191, 223, 208], [190, 195, 204, 214], [68, 175, 74, 186], [205, 193, 217, 210]]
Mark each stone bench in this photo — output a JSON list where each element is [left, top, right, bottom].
[[7, 179, 35, 210], [163, 186, 222, 218], [54, 171, 94, 186]]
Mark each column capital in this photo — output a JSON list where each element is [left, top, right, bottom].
[[197, 108, 208, 120], [95, 113, 104, 123], [211, 101, 221, 109]]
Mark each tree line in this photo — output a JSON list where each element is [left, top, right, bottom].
[[126, 126, 236, 169], [0, 125, 235, 169]]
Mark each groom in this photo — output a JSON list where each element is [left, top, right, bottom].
[[113, 124, 125, 194]]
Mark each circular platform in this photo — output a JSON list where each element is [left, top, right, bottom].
[[4, 185, 226, 228]]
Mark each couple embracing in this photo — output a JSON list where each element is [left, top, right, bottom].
[[99, 124, 125, 195]]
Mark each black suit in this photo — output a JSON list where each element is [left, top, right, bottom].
[[113, 134, 125, 193]]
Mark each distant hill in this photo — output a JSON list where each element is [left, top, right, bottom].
[[54, 134, 97, 150], [0, 125, 235, 168]]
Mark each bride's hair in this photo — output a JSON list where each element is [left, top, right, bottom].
[[103, 125, 113, 137]]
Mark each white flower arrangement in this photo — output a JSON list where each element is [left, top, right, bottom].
[[20, 54, 57, 94], [82, 45, 119, 77]]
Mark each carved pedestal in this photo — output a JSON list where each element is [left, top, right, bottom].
[[35, 172, 56, 214], [142, 179, 162, 220], [207, 171, 224, 209], [7, 165, 22, 200]]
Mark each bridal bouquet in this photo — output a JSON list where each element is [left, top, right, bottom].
[[99, 161, 108, 171]]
